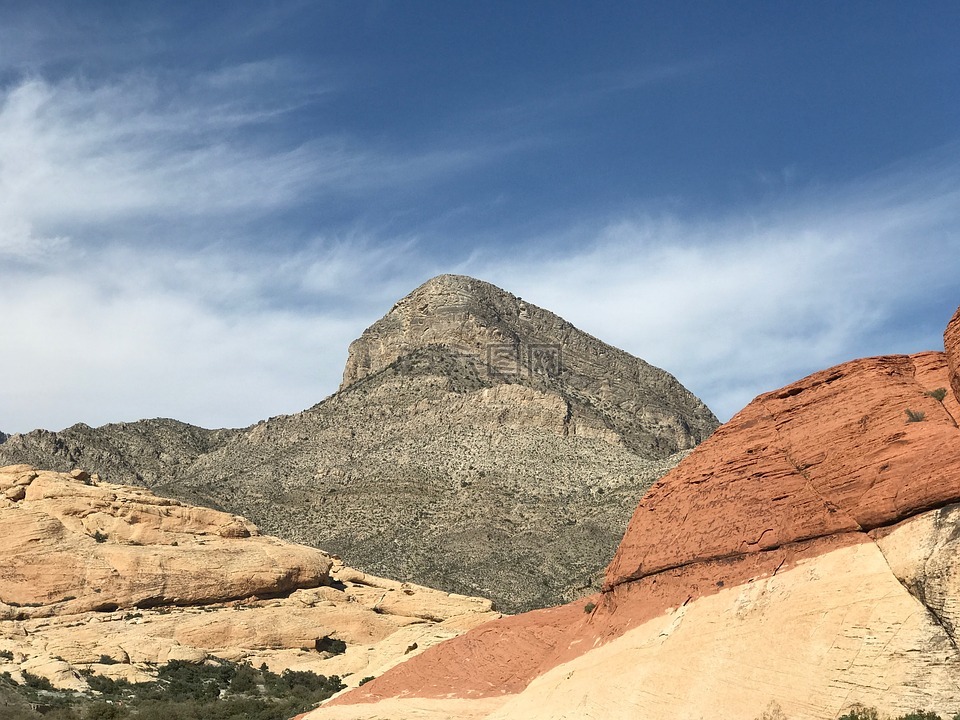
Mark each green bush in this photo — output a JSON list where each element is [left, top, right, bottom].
[[358, 676, 375, 686], [1, 659, 343, 720], [905, 409, 926, 423], [897, 712, 942, 720], [927, 388, 948, 402], [839, 708, 879, 720], [22, 671, 54, 690], [583, 602, 596, 614], [315, 636, 347, 655], [228, 663, 257, 693]]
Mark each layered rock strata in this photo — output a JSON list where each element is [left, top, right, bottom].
[[0, 466, 497, 692], [304, 306, 960, 720]]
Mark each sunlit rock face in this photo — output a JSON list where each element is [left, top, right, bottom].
[[0, 465, 498, 692]]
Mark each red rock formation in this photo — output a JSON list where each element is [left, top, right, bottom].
[[946, 306, 960, 407], [607, 351, 960, 588]]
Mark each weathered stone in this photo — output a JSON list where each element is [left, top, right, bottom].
[[946, 306, 960, 407], [0, 468, 498, 691], [0, 466, 329, 612], [341, 275, 717, 457]]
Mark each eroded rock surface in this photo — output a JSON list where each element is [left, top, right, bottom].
[[305, 307, 960, 720], [0, 466, 498, 692], [341, 274, 717, 457]]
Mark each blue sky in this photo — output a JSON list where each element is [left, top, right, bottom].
[[1, 1, 958, 433]]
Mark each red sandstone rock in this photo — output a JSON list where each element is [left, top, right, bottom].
[[607, 351, 960, 588], [946, 306, 960, 407]]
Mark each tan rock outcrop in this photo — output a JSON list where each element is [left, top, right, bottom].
[[306, 306, 960, 720], [0, 466, 498, 691], [0, 465, 329, 612], [340, 274, 717, 457]]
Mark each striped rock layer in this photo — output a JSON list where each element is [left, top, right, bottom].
[[305, 306, 960, 720]]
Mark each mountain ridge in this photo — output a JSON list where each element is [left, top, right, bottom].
[[0, 275, 719, 612]]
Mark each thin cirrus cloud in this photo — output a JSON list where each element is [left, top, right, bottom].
[[0, 65, 470, 433], [0, 68, 491, 252]]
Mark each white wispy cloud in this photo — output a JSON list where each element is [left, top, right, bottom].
[[0, 66, 474, 432], [0, 69, 491, 241], [0, 236, 432, 433]]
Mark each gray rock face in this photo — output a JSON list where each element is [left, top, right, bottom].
[[343, 275, 717, 457], [0, 275, 719, 612]]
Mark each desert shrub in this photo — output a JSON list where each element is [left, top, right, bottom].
[[97, 655, 119, 665], [228, 663, 257, 693], [839, 706, 880, 720], [80, 701, 124, 720], [3, 710, 42, 720], [85, 674, 118, 695], [315, 636, 347, 655], [927, 388, 948, 402], [1, 658, 343, 720], [0, 649, 14, 660], [358, 676, 375, 686], [92, 531, 108, 543], [583, 602, 596, 613], [22, 671, 54, 690], [897, 712, 942, 720], [905, 409, 926, 423], [757, 701, 787, 720], [155, 659, 236, 701]]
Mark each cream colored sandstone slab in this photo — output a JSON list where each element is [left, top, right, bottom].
[[310, 540, 960, 720], [487, 541, 960, 720], [873, 504, 960, 643], [303, 696, 509, 720]]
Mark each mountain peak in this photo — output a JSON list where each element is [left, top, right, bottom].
[[341, 275, 718, 458]]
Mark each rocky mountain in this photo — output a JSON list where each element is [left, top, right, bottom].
[[0, 275, 718, 612], [302, 305, 960, 720], [0, 465, 497, 693]]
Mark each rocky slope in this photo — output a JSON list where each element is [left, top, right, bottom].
[[341, 274, 716, 457], [302, 305, 960, 720], [0, 275, 718, 612], [0, 465, 498, 693]]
